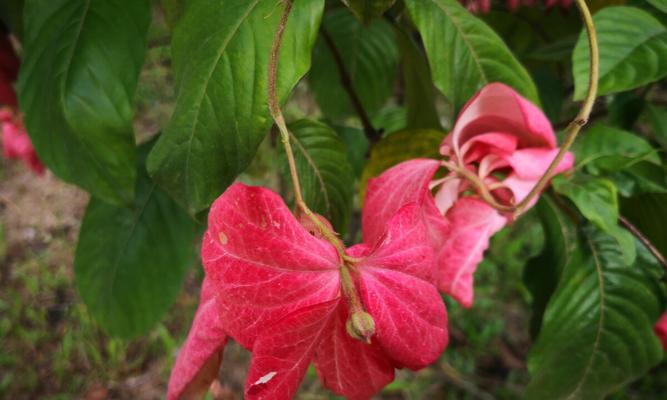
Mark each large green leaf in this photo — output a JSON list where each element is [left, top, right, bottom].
[[281, 119, 355, 234], [573, 6, 667, 100], [572, 123, 660, 173], [553, 175, 636, 265], [18, 0, 150, 205], [404, 0, 539, 112], [147, 0, 324, 215], [360, 129, 445, 199], [333, 125, 369, 178], [621, 193, 667, 261], [395, 25, 441, 130], [526, 227, 666, 399], [309, 8, 399, 121], [524, 196, 578, 337], [75, 141, 199, 339], [644, 104, 667, 150], [648, 0, 667, 14], [343, 0, 396, 23]]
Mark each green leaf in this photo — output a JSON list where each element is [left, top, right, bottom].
[[404, 0, 539, 112], [643, 104, 667, 150], [611, 161, 667, 196], [571, 123, 667, 196], [360, 128, 445, 199], [553, 175, 636, 264], [395, 25, 441, 130], [526, 227, 666, 400], [342, 0, 396, 23], [309, 8, 398, 120], [621, 193, 667, 261], [524, 196, 578, 338], [648, 0, 667, 13], [147, 0, 325, 215], [333, 125, 369, 178], [281, 119, 355, 234], [572, 123, 660, 173], [18, 0, 151, 205], [573, 6, 667, 100], [75, 141, 199, 339]]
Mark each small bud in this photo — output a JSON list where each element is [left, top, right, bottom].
[[345, 311, 375, 343]]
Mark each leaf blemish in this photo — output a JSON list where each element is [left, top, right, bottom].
[[247, 371, 277, 395], [219, 231, 228, 245]]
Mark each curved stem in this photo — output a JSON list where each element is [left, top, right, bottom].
[[513, 0, 599, 216], [268, 0, 348, 259]]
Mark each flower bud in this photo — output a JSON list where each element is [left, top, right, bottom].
[[345, 311, 375, 344]]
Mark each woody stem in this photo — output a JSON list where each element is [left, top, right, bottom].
[[513, 0, 599, 216], [268, 0, 347, 258]]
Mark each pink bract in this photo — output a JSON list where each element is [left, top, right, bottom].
[[168, 183, 448, 400], [364, 83, 573, 307]]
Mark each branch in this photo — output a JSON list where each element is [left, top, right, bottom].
[[513, 0, 599, 216], [268, 0, 347, 259], [619, 215, 667, 279], [320, 28, 382, 144]]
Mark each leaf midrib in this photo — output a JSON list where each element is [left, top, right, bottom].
[[565, 235, 606, 399], [183, 0, 262, 209], [429, 0, 488, 89]]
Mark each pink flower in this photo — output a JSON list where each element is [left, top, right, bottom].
[[168, 183, 448, 400], [364, 83, 573, 307], [655, 312, 667, 351], [1, 110, 45, 175]]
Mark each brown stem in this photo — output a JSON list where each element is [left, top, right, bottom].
[[513, 0, 599, 216], [268, 0, 348, 260], [619, 215, 667, 279], [320, 28, 382, 144]]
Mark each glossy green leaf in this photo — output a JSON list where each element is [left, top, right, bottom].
[[573, 6, 667, 100], [404, 0, 539, 111], [621, 193, 667, 261], [147, 0, 325, 215], [648, 0, 667, 13], [553, 175, 636, 265], [333, 125, 369, 178], [611, 161, 667, 196], [360, 129, 445, 199], [524, 196, 578, 338], [309, 8, 398, 120], [526, 227, 666, 399], [281, 119, 355, 233], [644, 104, 667, 150], [572, 123, 660, 173], [18, 0, 151, 205], [75, 142, 199, 339], [395, 26, 441, 130], [343, 0, 396, 23]]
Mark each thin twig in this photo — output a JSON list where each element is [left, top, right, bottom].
[[268, 0, 348, 259], [513, 0, 599, 216], [619, 215, 667, 279], [320, 28, 382, 144]]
